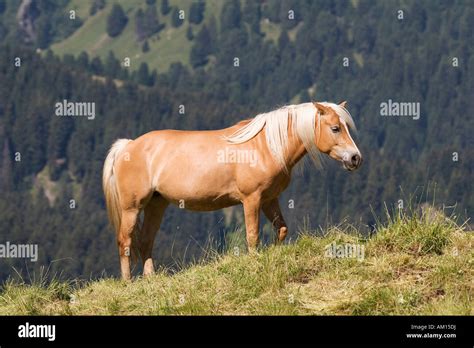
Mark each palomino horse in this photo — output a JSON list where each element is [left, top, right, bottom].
[[103, 101, 362, 280]]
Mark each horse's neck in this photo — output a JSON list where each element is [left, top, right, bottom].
[[284, 132, 307, 170], [254, 120, 307, 172]]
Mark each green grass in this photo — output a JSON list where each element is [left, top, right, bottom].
[[0, 206, 472, 315], [49, 0, 225, 72]]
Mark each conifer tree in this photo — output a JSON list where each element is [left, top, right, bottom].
[[107, 4, 128, 37]]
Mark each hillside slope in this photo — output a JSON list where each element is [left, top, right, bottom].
[[50, 0, 224, 72], [1, 209, 471, 315]]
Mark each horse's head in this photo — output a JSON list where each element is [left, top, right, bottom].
[[313, 101, 362, 171]]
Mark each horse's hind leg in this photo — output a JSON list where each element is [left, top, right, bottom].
[[262, 198, 288, 244], [118, 209, 140, 280], [139, 195, 169, 277]]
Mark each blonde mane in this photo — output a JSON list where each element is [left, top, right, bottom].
[[223, 102, 356, 170]]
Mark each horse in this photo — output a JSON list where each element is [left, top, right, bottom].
[[103, 101, 362, 280]]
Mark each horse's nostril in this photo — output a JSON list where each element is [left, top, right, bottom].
[[351, 154, 361, 167]]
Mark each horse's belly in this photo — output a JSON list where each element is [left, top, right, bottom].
[[167, 194, 240, 211], [157, 184, 240, 211], [154, 166, 241, 211]]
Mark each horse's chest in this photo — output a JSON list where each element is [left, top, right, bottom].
[[260, 173, 291, 200]]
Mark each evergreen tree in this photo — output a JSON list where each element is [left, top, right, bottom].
[[36, 17, 52, 49], [278, 30, 290, 50], [89, 0, 105, 16], [220, 0, 241, 33], [280, 0, 301, 29], [135, 6, 163, 42], [77, 51, 89, 70], [161, 0, 171, 15], [0, 23, 7, 42], [186, 26, 194, 40], [136, 62, 151, 85], [135, 8, 146, 41], [106, 4, 128, 38], [0, 0, 6, 14], [171, 7, 184, 28], [142, 40, 150, 53], [150, 70, 158, 85], [207, 16, 218, 48], [243, 0, 261, 33], [189, 1, 205, 25], [0, 139, 13, 191], [104, 51, 121, 77], [90, 56, 104, 75], [144, 5, 163, 36], [190, 25, 212, 68]]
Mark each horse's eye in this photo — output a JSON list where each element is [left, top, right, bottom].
[[331, 126, 340, 133]]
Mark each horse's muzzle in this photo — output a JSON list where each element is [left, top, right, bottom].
[[343, 153, 362, 171]]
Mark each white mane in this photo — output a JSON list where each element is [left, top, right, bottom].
[[223, 102, 356, 170]]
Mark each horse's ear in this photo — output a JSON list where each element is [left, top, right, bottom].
[[314, 102, 330, 115], [339, 101, 348, 108]]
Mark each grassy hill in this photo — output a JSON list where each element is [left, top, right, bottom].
[[0, 207, 472, 315], [49, 0, 225, 72], [48, 0, 301, 73]]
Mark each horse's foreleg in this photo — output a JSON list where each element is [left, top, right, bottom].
[[262, 198, 288, 244], [139, 196, 168, 277], [243, 195, 261, 251], [118, 209, 139, 281]]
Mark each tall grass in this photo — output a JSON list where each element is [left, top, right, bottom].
[[369, 202, 465, 256], [0, 204, 471, 315]]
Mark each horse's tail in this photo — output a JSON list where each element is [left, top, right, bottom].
[[103, 139, 132, 234]]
